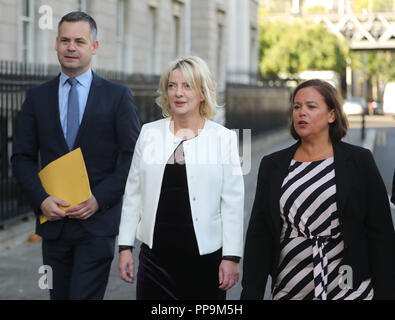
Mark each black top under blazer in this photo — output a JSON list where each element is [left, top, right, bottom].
[[241, 141, 395, 300], [11, 73, 141, 239]]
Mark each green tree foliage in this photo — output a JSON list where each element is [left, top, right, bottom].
[[259, 20, 349, 78], [351, 0, 395, 84], [305, 5, 328, 14], [260, 0, 291, 14], [351, 51, 395, 82], [352, 0, 393, 13]]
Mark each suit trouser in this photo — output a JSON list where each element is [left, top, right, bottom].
[[42, 219, 115, 300]]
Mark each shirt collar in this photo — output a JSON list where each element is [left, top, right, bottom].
[[60, 68, 93, 87]]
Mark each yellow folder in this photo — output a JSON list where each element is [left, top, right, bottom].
[[38, 148, 91, 224]]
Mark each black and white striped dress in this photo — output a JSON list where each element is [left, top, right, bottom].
[[272, 157, 374, 300]]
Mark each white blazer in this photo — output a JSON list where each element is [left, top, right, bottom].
[[118, 118, 244, 257]]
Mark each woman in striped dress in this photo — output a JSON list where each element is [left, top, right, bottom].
[[241, 79, 395, 300]]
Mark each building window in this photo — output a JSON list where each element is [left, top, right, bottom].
[[20, 0, 34, 63], [172, 1, 183, 59], [148, 6, 157, 74], [78, 0, 87, 11], [216, 23, 224, 84], [250, 27, 258, 82], [216, 8, 226, 86], [116, 0, 126, 71], [173, 15, 181, 58]]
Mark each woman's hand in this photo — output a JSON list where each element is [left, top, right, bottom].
[[218, 260, 240, 291], [118, 250, 135, 283]]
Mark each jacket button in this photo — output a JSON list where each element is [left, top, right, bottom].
[[192, 197, 196, 201]]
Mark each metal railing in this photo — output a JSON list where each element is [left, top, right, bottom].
[[0, 61, 163, 228], [0, 61, 48, 227], [1, 61, 292, 227]]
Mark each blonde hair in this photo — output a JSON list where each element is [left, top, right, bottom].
[[156, 56, 218, 119]]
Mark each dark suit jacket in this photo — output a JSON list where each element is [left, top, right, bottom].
[[241, 141, 395, 300], [11, 72, 141, 239]]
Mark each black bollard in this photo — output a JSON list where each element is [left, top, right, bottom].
[[361, 113, 365, 140]]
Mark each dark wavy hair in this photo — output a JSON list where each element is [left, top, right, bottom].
[[290, 79, 348, 143]]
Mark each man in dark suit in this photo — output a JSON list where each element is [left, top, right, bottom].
[[11, 11, 141, 299]]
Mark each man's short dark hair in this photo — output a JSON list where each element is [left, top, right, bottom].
[[58, 11, 97, 42]]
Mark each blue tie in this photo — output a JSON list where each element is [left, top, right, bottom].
[[66, 78, 79, 150]]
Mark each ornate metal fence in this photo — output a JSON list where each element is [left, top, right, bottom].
[[0, 61, 162, 228], [0, 61, 292, 227]]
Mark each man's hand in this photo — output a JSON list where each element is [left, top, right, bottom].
[[40, 196, 69, 221], [118, 250, 135, 283], [65, 195, 99, 220], [218, 260, 240, 291]]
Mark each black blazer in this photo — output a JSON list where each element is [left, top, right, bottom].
[[241, 141, 395, 300], [11, 72, 141, 239]]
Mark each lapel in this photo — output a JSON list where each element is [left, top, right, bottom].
[[333, 141, 352, 218], [73, 72, 103, 148], [164, 118, 184, 165], [269, 141, 300, 235], [48, 74, 69, 153]]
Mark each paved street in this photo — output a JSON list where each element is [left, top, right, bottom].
[[1, 115, 395, 300], [348, 115, 395, 226]]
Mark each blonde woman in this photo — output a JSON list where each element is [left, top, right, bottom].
[[118, 56, 244, 300]]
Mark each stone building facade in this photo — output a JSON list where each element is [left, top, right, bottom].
[[0, 0, 259, 87]]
